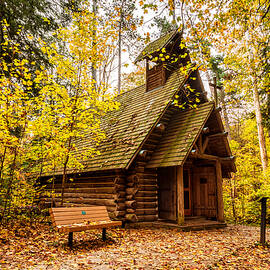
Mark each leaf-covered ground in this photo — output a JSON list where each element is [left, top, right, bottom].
[[0, 220, 269, 269]]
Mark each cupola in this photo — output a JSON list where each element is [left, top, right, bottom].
[[135, 29, 189, 92]]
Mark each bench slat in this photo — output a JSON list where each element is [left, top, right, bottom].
[[53, 213, 109, 220], [58, 221, 122, 233], [54, 217, 111, 225]]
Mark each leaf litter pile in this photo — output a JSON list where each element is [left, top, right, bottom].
[[0, 220, 269, 269]]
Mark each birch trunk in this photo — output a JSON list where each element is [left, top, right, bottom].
[[220, 86, 231, 141], [91, 0, 97, 91], [253, 76, 268, 171], [118, 14, 122, 94]]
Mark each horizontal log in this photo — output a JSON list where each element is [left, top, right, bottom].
[[142, 143, 157, 151], [114, 177, 125, 185], [125, 214, 138, 223], [125, 200, 137, 209], [137, 191, 157, 197], [113, 192, 126, 200], [149, 133, 162, 140], [134, 196, 157, 202], [126, 194, 133, 200], [114, 184, 125, 192], [54, 192, 114, 199], [114, 198, 125, 204], [137, 201, 157, 208], [44, 187, 115, 194], [48, 197, 116, 207], [137, 179, 157, 186], [107, 206, 116, 212], [126, 187, 139, 196], [138, 185, 157, 191], [155, 123, 166, 133], [129, 167, 144, 174], [127, 175, 139, 184], [136, 173, 157, 179], [134, 161, 147, 167], [116, 203, 125, 211], [114, 211, 125, 217], [126, 208, 135, 214], [135, 209, 157, 215], [138, 150, 149, 161], [45, 182, 114, 189], [202, 127, 210, 134], [137, 215, 158, 222]]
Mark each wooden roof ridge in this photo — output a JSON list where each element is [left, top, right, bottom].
[[135, 28, 181, 63], [146, 102, 215, 168]]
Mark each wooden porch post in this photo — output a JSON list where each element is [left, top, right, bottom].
[[216, 160, 224, 222], [177, 166, 185, 225]]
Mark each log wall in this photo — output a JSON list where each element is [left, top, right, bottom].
[[40, 170, 126, 220], [126, 105, 178, 222], [126, 161, 158, 222]]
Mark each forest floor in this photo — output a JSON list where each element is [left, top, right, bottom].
[[0, 220, 269, 270]]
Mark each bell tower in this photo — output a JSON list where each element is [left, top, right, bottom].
[[135, 29, 189, 92]]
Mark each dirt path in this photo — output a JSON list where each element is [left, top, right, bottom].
[[0, 223, 269, 269]]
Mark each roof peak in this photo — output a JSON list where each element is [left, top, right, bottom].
[[135, 28, 183, 63]]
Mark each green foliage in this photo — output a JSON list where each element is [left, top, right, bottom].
[[153, 16, 176, 36], [0, 0, 82, 67]]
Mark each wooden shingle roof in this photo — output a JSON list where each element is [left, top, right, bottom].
[[45, 67, 192, 176], [135, 29, 179, 63], [146, 102, 214, 168]]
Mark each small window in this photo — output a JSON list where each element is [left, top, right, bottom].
[[200, 178, 207, 184], [183, 170, 189, 188], [184, 191, 190, 209]]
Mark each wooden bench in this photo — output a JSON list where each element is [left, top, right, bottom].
[[50, 206, 122, 247]]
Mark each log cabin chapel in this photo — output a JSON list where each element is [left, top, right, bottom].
[[41, 29, 236, 227]]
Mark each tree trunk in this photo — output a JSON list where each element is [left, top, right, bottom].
[[172, 0, 176, 25], [229, 176, 237, 223], [220, 86, 231, 140], [118, 13, 122, 94], [1, 147, 17, 222], [267, 93, 270, 139], [91, 0, 97, 91], [60, 136, 73, 206], [0, 146, 7, 188], [253, 77, 268, 171]]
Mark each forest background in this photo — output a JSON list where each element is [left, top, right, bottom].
[[0, 0, 269, 225]]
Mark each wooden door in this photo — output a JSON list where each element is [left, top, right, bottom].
[[192, 167, 217, 218], [157, 167, 177, 221], [183, 169, 192, 216]]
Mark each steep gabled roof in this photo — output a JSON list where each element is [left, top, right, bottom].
[[135, 29, 180, 63], [146, 102, 214, 168], [45, 67, 192, 176]]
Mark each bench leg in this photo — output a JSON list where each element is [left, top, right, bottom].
[[68, 232, 73, 247], [102, 228, 106, 241]]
